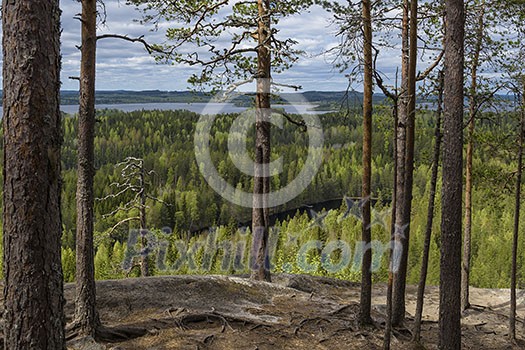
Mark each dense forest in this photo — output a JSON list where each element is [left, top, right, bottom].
[[0, 105, 515, 289]]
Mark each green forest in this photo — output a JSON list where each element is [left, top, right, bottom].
[[1, 104, 512, 289]]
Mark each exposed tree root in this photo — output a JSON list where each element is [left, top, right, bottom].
[[66, 320, 148, 344], [392, 326, 413, 340], [293, 316, 333, 335], [95, 325, 149, 343], [172, 313, 234, 333]]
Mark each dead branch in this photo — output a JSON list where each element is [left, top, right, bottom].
[[272, 81, 302, 91], [416, 50, 444, 81], [105, 216, 140, 236], [96, 34, 166, 55], [273, 109, 307, 132], [219, 78, 256, 101]]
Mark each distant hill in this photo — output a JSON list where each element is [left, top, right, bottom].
[[59, 90, 213, 105], [0, 90, 513, 109], [0, 90, 385, 107]]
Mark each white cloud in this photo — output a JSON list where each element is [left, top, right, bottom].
[[0, 0, 414, 92]]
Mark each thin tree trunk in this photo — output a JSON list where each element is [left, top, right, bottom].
[[440, 0, 465, 348], [509, 80, 525, 342], [413, 71, 444, 343], [384, 97, 398, 350], [74, 0, 101, 336], [360, 0, 373, 325], [140, 161, 149, 277], [251, 0, 272, 282], [392, 0, 417, 326], [392, 0, 409, 326], [461, 114, 474, 311], [461, 1, 485, 312], [2, 0, 65, 347]]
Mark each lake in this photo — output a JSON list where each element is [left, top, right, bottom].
[[57, 102, 331, 115]]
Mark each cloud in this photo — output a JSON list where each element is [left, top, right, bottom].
[[1, 0, 411, 92]]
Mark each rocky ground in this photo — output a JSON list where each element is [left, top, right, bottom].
[[59, 274, 525, 349]]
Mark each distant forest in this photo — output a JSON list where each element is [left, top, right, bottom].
[[7, 106, 512, 290]]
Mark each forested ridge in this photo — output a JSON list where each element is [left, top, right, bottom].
[[0, 89, 388, 107], [0, 106, 518, 288]]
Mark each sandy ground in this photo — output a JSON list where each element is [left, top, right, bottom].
[[58, 274, 525, 349]]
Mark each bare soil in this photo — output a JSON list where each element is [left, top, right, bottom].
[[58, 274, 525, 349]]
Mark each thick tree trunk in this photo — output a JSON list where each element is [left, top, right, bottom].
[[413, 71, 443, 343], [2, 0, 65, 348], [74, 0, 101, 336], [461, 2, 485, 312], [509, 80, 525, 342], [251, 0, 272, 282], [360, 0, 373, 325], [440, 0, 465, 349], [392, 0, 417, 326]]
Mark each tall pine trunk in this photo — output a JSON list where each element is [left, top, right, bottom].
[[440, 0, 465, 348], [509, 80, 525, 342], [2, 0, 65, 347], [392, 0, 417, 326], [74, 0, 101, 336], [461, 2, 485, 312], [251, 0, 272, 282], [360, 0, 373, 325], [413, 71, 443, 343]]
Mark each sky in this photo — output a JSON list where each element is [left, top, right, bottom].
[[21, 1, 408, 92]]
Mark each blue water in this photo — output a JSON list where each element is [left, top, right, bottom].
[[58, 102, 330, 115]]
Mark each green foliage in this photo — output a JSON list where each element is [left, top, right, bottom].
[[0, 103, 521, 288], [56, 107, 525, 288], [61, 247, 76, 283], [129, 0, 314, 91], [94, 244, 112, 280]]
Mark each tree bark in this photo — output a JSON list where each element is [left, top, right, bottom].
[[413, 71, 443, 343], [461, 1, 485, 313], [360, 0, 373, 325], [440, 0, 465, 348], [251, 0, 272, 282], [140, 161, 149, 277], [392, 0, 417, 326], [74, 0, 101, 336], [509, 79, 525, 342], [2, 0, 65, 348]]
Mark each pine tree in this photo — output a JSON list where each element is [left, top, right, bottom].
[[2, 0, 65, 347], [440, 0, 465, 348]]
